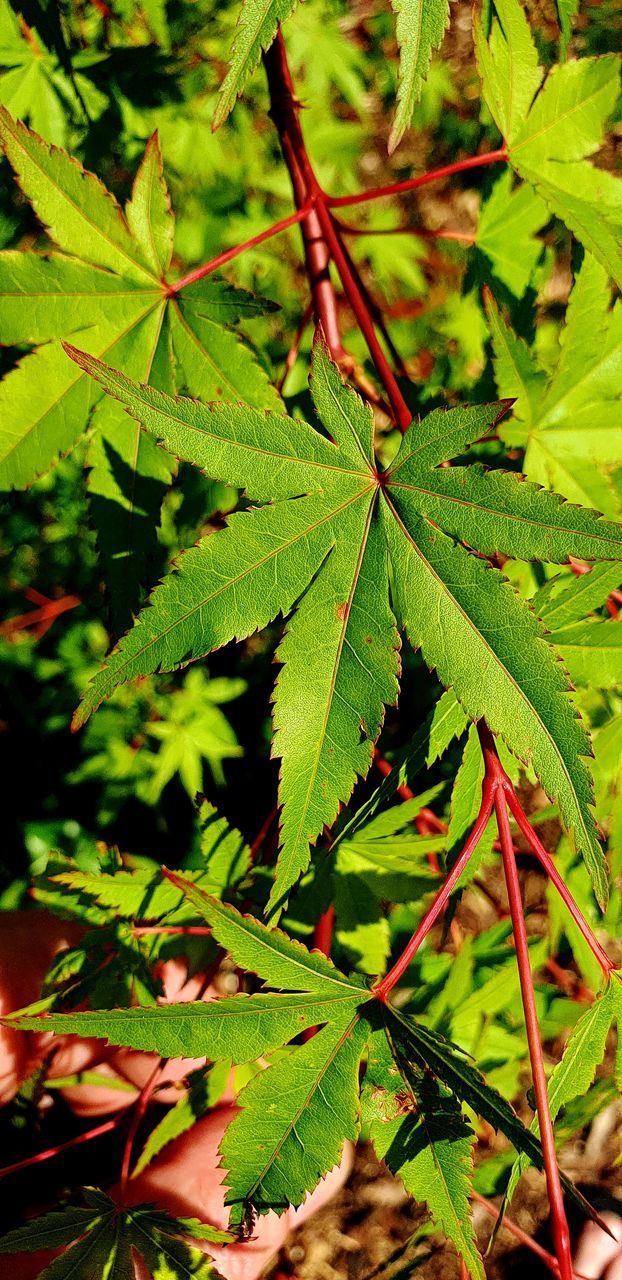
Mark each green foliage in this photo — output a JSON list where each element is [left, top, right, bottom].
[[0, 114, 278, 624], [9, 881, 581, 1255], [1, 0, 621, 1273], [389, 0, 450, 154], [60, 339, 622, 909], [487, 254, 622, 517], [476, 0, 622, 285], [0, 1188, 232, 1278]]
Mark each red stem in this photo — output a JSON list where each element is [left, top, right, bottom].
[[332, 232, 409, 379], [170, 206, 310, 294], [119, 1060, 162, 1193], [313, 905, 335, 958], [277, 300, 314, 392], [494, 787, 573, 1280], [133, 925, 212, 936], [471, 1192, 559, 1275], [372, 779, 494, 1002], [264, 32, 410, 428], [264, 35, 345, 361], [505, 790, 613, 977], [335, 218, 476, 245], [249, 805, 279, 864], [0, 1115, 124, 1182], [328, 149, 508, 210], [314, 204, 412, 431]]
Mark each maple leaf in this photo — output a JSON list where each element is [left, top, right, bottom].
[[363, 1020, 482, 1278], [0, 1187, 232, 1279], [61, 336, 622, 910], [475, 171, 549, 298], [8, 880, 597, 1271], [388, 0, 450, 154], [487, 254, 622, 518], [0, 110, 278, 625], [475, 0, 622, 286]]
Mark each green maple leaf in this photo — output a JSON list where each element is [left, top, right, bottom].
[[475, 171, 549, 298], [487, 253, 622, 518], [533, 563, 622, 691], [61, 336, 622, 910], [0, 110, 278, 625], [9, 878, 589, 1270], [0, 1187, 232, 1279], [388, 0, 450, 153], [213, 0, 448, 146], [363, 1019, 482, 1278], [50, 798, 251, 923], [475, 0, 622, 286]]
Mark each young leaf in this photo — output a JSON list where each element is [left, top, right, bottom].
[[0, 1191, 230, 1279], [0, 113, 278, 623], [221, 1012, 369, 1221], [475, 0, 622, 285], [0, 1207, 100, 1253], [488, 256, 622, 517], [212, 0, 299, 131], [133, 1061, 232, 1176], [6, 898, 590, 1245], [476, 172, 548, 298], [389, 0, 450, 154], [333, 689, 468, 849], [549, 620, 622, 689], [533, 563, 622, 630]]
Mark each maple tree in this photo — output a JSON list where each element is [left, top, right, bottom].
[[0, 0, 621, 1278]]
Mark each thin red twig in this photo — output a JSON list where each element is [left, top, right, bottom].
[[277, 300, 314, 392], [335, 218, 476, 245], [132, 925, 213, 936], [249, 805, 279, 864], [494, 785, 573, 1280], [472, 1191, 559, 1275], [327, 149, 508, 210], [0, 1114, 125, 1182], [313, 905, 335, 958], [505, 791, 614, 978], [314, 204, 412, 431], [324, 229, 408, 379], [119, 1060, 163, 1193], [372, 780, 494, 1002], [170, 206, 311, 294], [264, 35, 345, 361], [2, 592, 81, 639]]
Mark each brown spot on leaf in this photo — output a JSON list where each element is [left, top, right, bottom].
[[336, 601, 350, 621]]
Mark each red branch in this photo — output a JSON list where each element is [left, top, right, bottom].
[[327, 148, 508, 210], [264, 33, 411, 430], [170, 206, 310, 294], [0, 1114, 125, 1182], [264, 36, 345, 361], [491, 769, 573, 1280], [371, 721, 614, 1280], [119, 1060, 162, 1194]]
